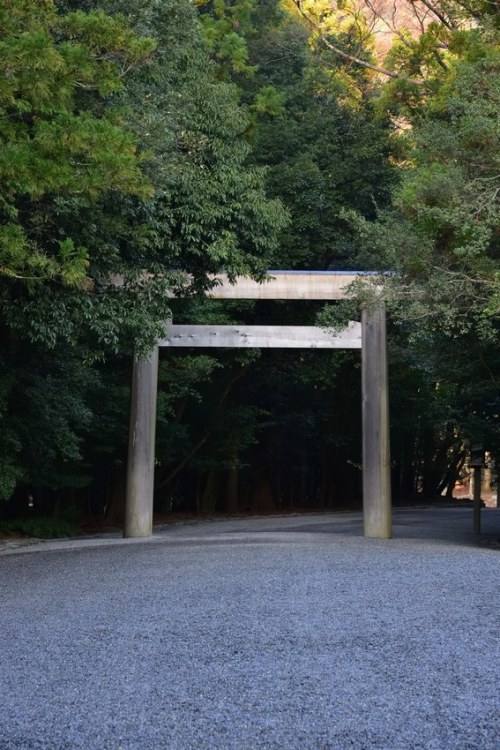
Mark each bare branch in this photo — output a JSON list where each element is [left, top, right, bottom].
[[409, 0, 457, 31], [363, 0, 415, 50], [291, 1, 423, 85]]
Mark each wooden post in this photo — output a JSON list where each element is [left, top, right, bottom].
[[362, 305, 392, 539], [473, 465, 482, 534], [124, 346, 159, 538]]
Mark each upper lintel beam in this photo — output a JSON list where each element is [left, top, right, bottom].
[[207, 272, 374, 300]]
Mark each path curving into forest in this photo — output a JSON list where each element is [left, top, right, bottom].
[[1, 508, 499, 750]]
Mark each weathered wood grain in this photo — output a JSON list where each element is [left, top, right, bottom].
[[208, 271, 370, 300], [124, 347, 159, 538], [362, 305, 392, 539], [159, 323, 362, 349]]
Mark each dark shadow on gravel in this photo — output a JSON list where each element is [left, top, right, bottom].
[[238, 507, 500, 549]]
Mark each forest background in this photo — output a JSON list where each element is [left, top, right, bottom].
[[0, 0, 498, 536]]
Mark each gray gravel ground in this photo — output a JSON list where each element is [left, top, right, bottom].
[[1, 507, 499, 750]]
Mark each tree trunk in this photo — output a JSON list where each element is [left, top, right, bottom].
[[226, 465, 239, 514], [105, 465, 126, 526], [198, 469, 221, 516]]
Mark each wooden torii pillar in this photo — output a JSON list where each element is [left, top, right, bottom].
[[124, 272, 391, 539], [362, 304, 391, 538], [125, 347, 159, 538]]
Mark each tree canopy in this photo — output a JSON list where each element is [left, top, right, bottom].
[[0, 0, 154, 288], [0, 0, 288, 354]]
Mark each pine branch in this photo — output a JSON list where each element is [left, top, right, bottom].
[[291, 1, 423, 86]]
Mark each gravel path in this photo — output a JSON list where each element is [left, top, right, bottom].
[[1, 507, 499, 750]]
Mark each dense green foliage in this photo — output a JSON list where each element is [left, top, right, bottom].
[[0, 0, 287, 507], [1, 0, 498, 528], [0, 0, 153, 287], [320, 0, 500, 497]]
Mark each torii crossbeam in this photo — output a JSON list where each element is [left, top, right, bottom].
[[124, 272, 391, 540]]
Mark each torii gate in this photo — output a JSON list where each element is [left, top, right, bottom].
[[124, 271, 391, 539]]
